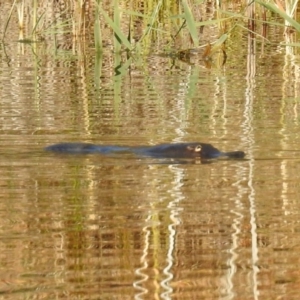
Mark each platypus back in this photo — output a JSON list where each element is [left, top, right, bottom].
[[45, 142, 245, 160]]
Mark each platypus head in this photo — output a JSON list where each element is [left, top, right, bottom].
[[144, 143, 220, 158], [186, 143, 245, 159], [186, 143, 221, 158]]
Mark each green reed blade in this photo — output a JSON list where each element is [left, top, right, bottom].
[[210, 33, 228, 53], [94, 1, 102, 52], [99, 5, 132, 50], [113, 0, 121, 52], [181, 0, 199, 47], [32, 12, 45, 35], [135, 0, 162, 43], [213, 33, 228, 46], [255, 0, 300, 31], [2, 0, 17, 40]]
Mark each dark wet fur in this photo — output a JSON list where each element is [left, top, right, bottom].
[[45, 142, 245, 160]]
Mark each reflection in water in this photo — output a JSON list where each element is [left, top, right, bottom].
[[2, 2, 300, 299], [134, 223, 150, 299], [161, 165, 185, 299], [243, 32, 259, 300], [134, 164, 186, 299]]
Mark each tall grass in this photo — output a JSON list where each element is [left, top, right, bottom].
[[94, 0, 102, 52], [255, 0, 300, 32], [2, 1, 300, 51]]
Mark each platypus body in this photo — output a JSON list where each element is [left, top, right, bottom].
[[45, 142, 245, 159]]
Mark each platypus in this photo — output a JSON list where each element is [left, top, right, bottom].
[[45, 142, 245, 159]]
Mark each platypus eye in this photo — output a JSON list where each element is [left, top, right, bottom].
[[194, 145, 202, 152], [187, 145, 202, 152]]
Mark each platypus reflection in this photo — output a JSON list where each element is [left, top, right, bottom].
[[45, 142, 245, 159]]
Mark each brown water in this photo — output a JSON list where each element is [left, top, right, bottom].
[[1, 1, 300, 299]]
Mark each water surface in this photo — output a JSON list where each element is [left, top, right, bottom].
[[1, 2, 300, 299]]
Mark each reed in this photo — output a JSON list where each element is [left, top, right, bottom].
[[255, 0, 300, 32], [72, 0, 86, 37], [2, 1, 300, 52], [113, 0, 122, 53], [94, 0, 102, 52], [181, 0, 199, 47], [3, 0, 19, 40], [99, 3, 132, 50], [16, 0, 25, 29]]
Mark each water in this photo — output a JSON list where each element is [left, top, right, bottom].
[[1, 2, 300, 299]]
